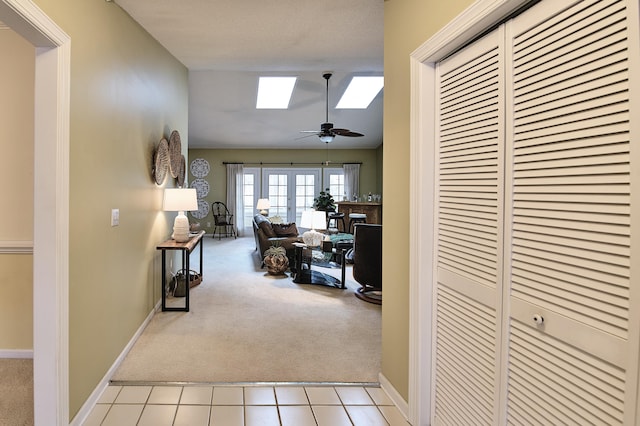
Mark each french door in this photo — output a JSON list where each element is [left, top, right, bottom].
[[261, 168, 321, 224]]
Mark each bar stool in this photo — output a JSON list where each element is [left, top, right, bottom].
[[327, 211, 346, 233], [348, 213, 367, 234]]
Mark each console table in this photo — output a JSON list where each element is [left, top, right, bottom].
[[291, 242, 346, 289], [156, 230, 205, 312]]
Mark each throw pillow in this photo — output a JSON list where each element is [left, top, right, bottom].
[[268, 215, 284, 224], [258, 220, 276, 238], [272, 223, 298, 237]]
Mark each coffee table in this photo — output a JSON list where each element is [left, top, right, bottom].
[[291, 242, 346, 289]]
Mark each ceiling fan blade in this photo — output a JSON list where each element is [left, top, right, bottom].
[[295, 133, 319, 140], [331, 128, 350, 134], [300, 130, 321, 133], [332, 128, 364, 137]]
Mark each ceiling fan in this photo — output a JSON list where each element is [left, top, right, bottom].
[[300, 72, 364, 143]]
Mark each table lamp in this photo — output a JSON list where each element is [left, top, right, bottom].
[[256, 198, 270, 216], [300, 210, 327, 247], [163, 188, 198, 242]]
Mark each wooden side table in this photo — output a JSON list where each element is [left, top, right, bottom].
[[156, 230, 205, 312]]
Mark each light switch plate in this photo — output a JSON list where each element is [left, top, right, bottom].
[[111, 209, 119, 226]]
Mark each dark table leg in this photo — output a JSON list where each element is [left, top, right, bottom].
[[198, 237, 203, 277], [184, 248, 189, 312], [162, 248, 190, 312], [292, 245, 303, 279], [340, 249, 346, 289], [161, 249, 167, 311]]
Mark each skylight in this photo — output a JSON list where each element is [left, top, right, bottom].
[[336, 76, 384, 109], [256, 76, 297, 109]]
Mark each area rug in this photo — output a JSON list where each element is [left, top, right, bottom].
[[112, 235, 381, 384]]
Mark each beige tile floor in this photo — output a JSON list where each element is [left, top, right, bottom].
[[82, 384, 409, 425]]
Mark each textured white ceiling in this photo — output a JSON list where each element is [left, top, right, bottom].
[[114, 0, 384, 149]]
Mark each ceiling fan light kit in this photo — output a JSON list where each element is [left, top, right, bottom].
[[300, 72, 365, 143]]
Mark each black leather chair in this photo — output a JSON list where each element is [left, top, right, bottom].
[[352, 224, 382, 304]]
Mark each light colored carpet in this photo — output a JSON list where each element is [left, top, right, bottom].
[[112, 235, 381, 383], [0, 358, 33, 426]]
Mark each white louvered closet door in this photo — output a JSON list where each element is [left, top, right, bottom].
[[505, 0, 636, 424], [434, 28, 505, 425], [434, 0, 638, 424]]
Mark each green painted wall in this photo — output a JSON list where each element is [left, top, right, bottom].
[[382, 0, 474, 401], [33, 0, 189, 418], [188, 148, 381, 234], [0, 28, 34, 350]]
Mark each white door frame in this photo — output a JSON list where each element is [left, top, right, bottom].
[[408, 1, 529, 424], [0, 1, 70, 424]]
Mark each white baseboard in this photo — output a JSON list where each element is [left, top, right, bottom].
[[0, 349, 33, 359], [70, 301, 160, 426], [379, 372, 409, 421]]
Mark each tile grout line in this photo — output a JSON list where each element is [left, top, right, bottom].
[[93, 384, 400, 426]]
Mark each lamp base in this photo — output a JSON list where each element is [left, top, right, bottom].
[[172, 212, 190, 242], [302, 229, 324, 247], [260, 210, 268, 216]]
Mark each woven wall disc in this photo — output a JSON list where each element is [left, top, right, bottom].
[[153, 138, 170, 185], [168, 130, 182, 178], [176, 155, 186, 187]]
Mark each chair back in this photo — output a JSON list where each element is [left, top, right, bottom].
[[352, 224, 382, 290], [211, 201, 233, 225]]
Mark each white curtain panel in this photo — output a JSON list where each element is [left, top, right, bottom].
[[343, 163, 360, 202], [226, 163, 245, 236]]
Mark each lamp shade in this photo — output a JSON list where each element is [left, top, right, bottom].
[[300, 210, 326, 230], [256, 198, 270, 210], [256, 198, 270, 216], [163, 188, 197, 212]]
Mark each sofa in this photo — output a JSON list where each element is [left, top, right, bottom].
[[253, 214, 301, 263]]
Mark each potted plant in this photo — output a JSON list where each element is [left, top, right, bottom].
[[313, 188, 336, 211], [263, 242, 289, 275]]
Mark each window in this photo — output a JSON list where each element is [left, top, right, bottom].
[[323, 168, 345, 202], [267, 173, 289, 219], [296, 174, 316, 217]]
